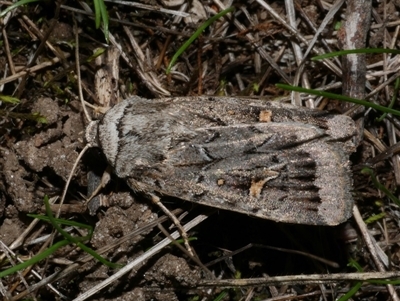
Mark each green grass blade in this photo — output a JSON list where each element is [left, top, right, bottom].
[[99, 0, 109, 42], [337, 281, 363, 301], [361, 167, 400, 207], [0, 95, 20, 104], [43, 197, 122, 268], [93, 0, 101, 28], [166, 7, 234, 74], [0, 0, 41, 18], [364, 212, 386, 224], [276, 84, 400, 117], [27, 213, 93, 233], [377, 77, 400, 122], [0, 110, 47, 123], [93, 0, 109, 42], [0, 240, 70, 278], [312, 48, 400, 60]]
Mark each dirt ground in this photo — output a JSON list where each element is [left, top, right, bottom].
[[1, 0, 400, 300]]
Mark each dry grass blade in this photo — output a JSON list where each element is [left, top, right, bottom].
[[197, 271, 400, 287], [73, 214, 208, 301]]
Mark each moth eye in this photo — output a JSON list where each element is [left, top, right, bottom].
[[217, 179, 225, 186]]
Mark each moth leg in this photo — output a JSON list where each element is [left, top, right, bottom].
[[86, 165, 112, 213], [149, 193, 194, 257]]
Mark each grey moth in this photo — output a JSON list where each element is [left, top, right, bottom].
[[85, 96, 356, 226]]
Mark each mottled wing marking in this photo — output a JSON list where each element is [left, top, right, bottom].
[[94, 96, 356, 226]]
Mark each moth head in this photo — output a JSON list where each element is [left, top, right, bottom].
[[85, 120, 100, 147]]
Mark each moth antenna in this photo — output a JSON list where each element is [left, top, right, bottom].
[[56, 144, 91, 218], [73, 15, 91, 124], [55, 17, 93, 219]]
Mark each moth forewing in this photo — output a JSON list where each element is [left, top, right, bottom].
[[87, 96, 356, 226]]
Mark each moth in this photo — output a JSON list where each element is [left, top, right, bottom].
[[85, 96, 356, 226]]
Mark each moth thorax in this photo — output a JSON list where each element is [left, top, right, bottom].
[[85, 120, 100, 147]]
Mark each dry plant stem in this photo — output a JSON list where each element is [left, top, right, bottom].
[[267, 280, 279, 298], [319, 284, 329, 301], [2, 28, 15, 75], [371, 6, 393, 43], [197, 36, 203, 94], [0, 243, 31, 299], [293, 1, 339, 64], [25, 227, 74, 247], [385, 119, 400, 185], [366, 70, 400, 99], [338, 0, 370, 145], [389, 25, 400, 49], [16, 18, 36, 41], [385, 115, 400, 134], [352, 205, 400, 301], [229, 53, 244, 91], [292, 0, 345, 106], [0, 54, 71, 86], [244, 288, 255, 301], [60, 4, 196, 37], [284, 0, 312, 107], [84, 209, 184, 260], [74, 16, 91, 124], [254, 37, 261, 74], [367, 140, 400, 165], [156, 35, 172, 70], [4, 237, 59, 298], [198, 270, 400, 288], [364, 129, 387, 153], [77, 1, 170, 97], [212, 0, 291, 83], [10, 211, 183, 301], [0, 280, 12, 301], [239, 6, 260, 75], [20, 16, 68, 68], [57, 145, 91, 218], [72, 214, 209, 301], [4, 197, 58, 254], [255, 0, 341, 76], [118, 13, 170, 97], [103, 0, 190, 18], [370, 19, 400, 29], [156, 2, 188, 71], [375, 221, 390, 268], [259, 46, 286, 95], [376, 2, 400, 186], [1, 3, 15, 28], [44, 204, 86, 215], [26, 18, 58, 69], [5, 219, 40, 253]]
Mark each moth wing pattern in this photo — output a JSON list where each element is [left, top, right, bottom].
[[89, 96, 356, 226]]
